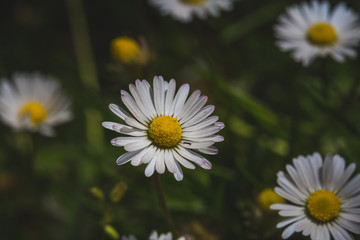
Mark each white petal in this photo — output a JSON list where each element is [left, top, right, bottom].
[[339, 173, 360, 198], [329, 222, 354, 240], [129, 82, 152, 120], [124, 139, 151, 152], [182, 116, 219, 131], [109, 103, 130, 121], [336, 217, 360, 234], [153, 76, 165, 116], [177, 90, 201, 119], [198, 146, 219, 155], [164, 150, 177, 173], [180, 95, 208, 124], [145, 157, 157, 177], [173, 161, 184, 181], [102, 121, 145, 136], [280, 220, 300, 238], [173, 150, 196, 169], [111, 136, 143, 147], [116, 150, 142, 165], [182, 135, 224, 143], [141, 145, 157, 164], [180, 140, 214, 150], [135, 80, 157, 118], [335, 163, 356, 193], [181, 105, 215, 128], [164, 79, 176, 116], [172, 84, 190, 117], [176, 146, 212, 169], [155, 150, 166, 174], [182, 124, 223, 138], [274, 186, 305, 205], [121, 90, 148, 124], [124, 116, 147, 130], [130, 147, 148, 166]]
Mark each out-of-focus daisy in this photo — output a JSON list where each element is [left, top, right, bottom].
[[257, 188, 285, 211], [148, 0, 234, 23], [121, 231, 185, 240], [274, 1, 360, 66], [0, 73, 72, 136], [111, 36, 148, 65], [271, 153, 360, 240], [103, 76, 224, 181], [149, 231, 185, 240]]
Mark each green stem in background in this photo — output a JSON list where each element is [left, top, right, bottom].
[[153, 173, 179, 237], [65, 0, 99, 91], [65, 0, 104, 153], [14, 132, 35, 169], [319, 58, 331, 100], [340, 77, 360, 111]]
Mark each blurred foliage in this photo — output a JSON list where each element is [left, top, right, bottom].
[[1, 0, 360, 239]]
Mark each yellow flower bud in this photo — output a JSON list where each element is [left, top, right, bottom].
[[89, 187, 104, 201], [104, 225, 119, 239], [110, 182, 127, 203], [111, 37, 148, 65], [258, 188, 285, 211]]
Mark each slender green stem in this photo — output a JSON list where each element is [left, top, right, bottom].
[[153, 173, 179, 237], [319, 58, 330, 100], [65, 0, 104, 153], [340, 77, 360, 110], [65, 0, 99, 91]]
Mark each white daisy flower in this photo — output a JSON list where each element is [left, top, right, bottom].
[[122, 231, 185, 240], [271, 153, 360, 240], [0, 72, 72, 136], [149, 231, 185, 240], [148, 0, 234, 23], [274, 1, 360, 66], [102, 76, 224, 181]]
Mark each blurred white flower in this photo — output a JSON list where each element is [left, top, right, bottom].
[[122, 231, 185, 240], [0, 72, 72, 136], [103, 76, 224, 181], [149, 231, 185, 240], [271, 153, 360, 240], [274, 1, 360, 66], [148, 0, 234, 23]]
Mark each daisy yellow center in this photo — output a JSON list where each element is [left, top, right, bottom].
[[18, 101, 46, 125], [181, 0, 206, 4], [258, 188, 285, 211], [307, 22, 337, 46], [111, 37, 140, 63], [307, 190, 341, 222], [148, 116, 182, 148]]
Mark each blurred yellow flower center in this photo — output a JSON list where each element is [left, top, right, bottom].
[[307, 190, 341, 222], [181, 0, 206, 4], [307, 22, 337, 45], [18, 101, 46, 125], [149, 116, 182, 148], [111, 37, 140, 63], [258, 188, 285, 211]]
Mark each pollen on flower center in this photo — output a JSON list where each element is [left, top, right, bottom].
[[148, 115, 182, 148], [111, 37, 140, 63], [18, 101, 47, 125], [307, 22, 337, 46], [181, 0, 206, 5], [307, 189, 341, 222]]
